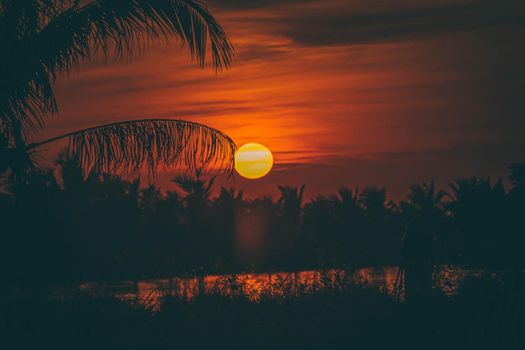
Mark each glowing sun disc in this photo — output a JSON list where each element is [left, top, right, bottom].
[[235, 143, 273, 179]]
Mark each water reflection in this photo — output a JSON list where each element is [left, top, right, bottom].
[[77, 265, 492, 309]]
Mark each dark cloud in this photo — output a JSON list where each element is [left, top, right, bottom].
[[211, 0, 524, 46], [208, 0, 299, 10], [277, 0, 525, 46]]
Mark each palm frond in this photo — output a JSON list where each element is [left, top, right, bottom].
[[26, 118, 236, 176], [36, 0, 233, 73], [0, 0, 233, 140]]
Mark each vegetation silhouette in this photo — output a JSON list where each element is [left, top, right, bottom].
[[3, 270, 524, 350], [398, 181, 447, 302], [0, 0, 236, 185], [2, 155, 524, 288]]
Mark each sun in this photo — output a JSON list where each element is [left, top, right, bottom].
[[235, 143, 274, 179]]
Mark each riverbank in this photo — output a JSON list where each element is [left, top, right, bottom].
[[38, 265, 517, 308], [3, 273, 524, 350]]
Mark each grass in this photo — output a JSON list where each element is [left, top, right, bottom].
[[2, 274, 524, 350]]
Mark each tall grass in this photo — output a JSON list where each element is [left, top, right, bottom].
[[2, 274, 524, 349]]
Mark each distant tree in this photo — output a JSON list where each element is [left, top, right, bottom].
[[399, 182, 448, 302], [277, 185, 305, 253], [215, 187, 245, 213], [358, 186, 400, 263], [401, 181, 448, 232], [359, 186, 389, 219], [508, 163, 525, 190], [173, 174, 214, 210], [507, 164, 525, 267], [448, 176, 508, 264], [332, 187, 363, 264], [277, 185, 305, 224], [140, 184, 163, 216], [302, 196, 338, 266], [334, 187, 361, 219], [212, 187, 245, 268], [403, 182, 447, 215], [172, 174, 216, 268], [54, 151, 87, 195]]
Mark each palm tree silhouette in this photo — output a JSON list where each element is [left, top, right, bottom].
[[448, 176, 507, 263], [277, 185, 305, 259], [277, 185, 305, 218], [397, 182, 447, 302], [173, 174, 214, 208], [401, 181, 447, 222], [332, 187, 363, 264], [333, 186, 361, 226], [172, 174, 216, 269], [277, 184, 305, 233], [507, 163, 525, 268], [0, 0, 235, 179], [358, 186, 389, 219], [508, 163, 525, 193], [335, 187, 360, 210]]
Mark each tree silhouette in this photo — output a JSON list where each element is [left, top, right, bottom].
[[277, 185, 305, 226], [448, 177, 508, 264], [212, 187, 245, 268], [302, 196, 337, 266], [357, 186, 401, 263], [404, 182, 446, 213], [359, 186, 389, 219], [278, 185, 305, 236], [401, 181, 447, 231], [332, 187, 362, 265], [173, 174, 214, 209], [507, 163, 525, 268], [334, 187, 360, 216], [0, 0, 235, 181], [4, 156, 525, 283], [172, 174, 216, 269], [509, 163, 525, 194], [398, 182, 448, 300]]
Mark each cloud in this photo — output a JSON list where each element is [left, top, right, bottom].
[[208, 0, 300, 10], [212, 0, 525, 46]]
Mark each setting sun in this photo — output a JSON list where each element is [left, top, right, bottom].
[[235, 143, 274, 179]]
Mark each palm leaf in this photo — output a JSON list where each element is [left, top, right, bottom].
[[36, 0, 233, 73], [0, 0, 233, 139], [26, 118, 236, 176]]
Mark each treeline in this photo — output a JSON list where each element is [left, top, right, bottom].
[[1, 157, 524, 284]]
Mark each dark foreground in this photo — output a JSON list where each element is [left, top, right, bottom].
[[3, 275, 524, 350]]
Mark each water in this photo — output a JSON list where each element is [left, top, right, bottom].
[[76, 265, 498, 309]]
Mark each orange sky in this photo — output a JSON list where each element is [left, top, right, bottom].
[[35, 0, 525, 199]]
